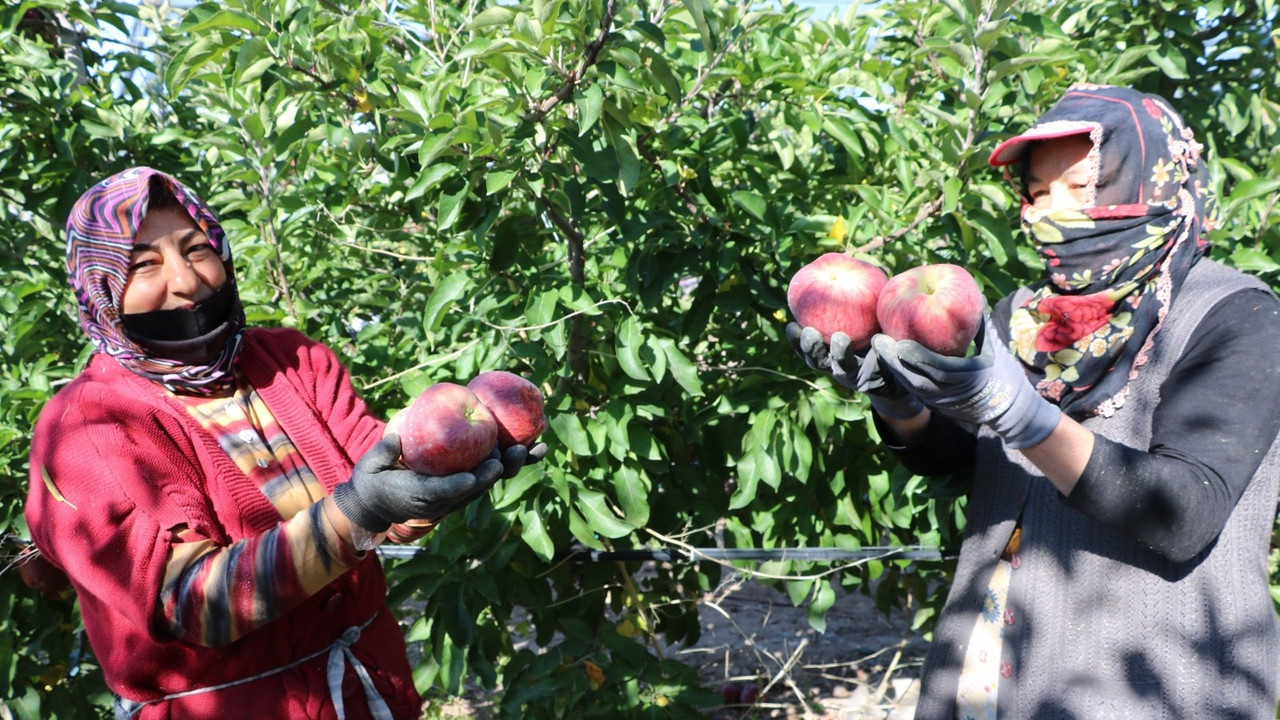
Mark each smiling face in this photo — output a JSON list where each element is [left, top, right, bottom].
[[1024, 135, 1096, 214], [121, 207, 227, 315]]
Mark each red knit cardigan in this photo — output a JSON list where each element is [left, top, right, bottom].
[[26, 328, 421, 720]]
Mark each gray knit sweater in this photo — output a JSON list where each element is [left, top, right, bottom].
[[913, 260, 1280, 719]]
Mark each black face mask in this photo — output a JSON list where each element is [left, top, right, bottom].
[[122, 281, 237, 364]]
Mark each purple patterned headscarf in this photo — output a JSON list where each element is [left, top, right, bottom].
[[65, 167, 245, 395]]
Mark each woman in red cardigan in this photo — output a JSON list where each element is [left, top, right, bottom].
[[25, 167, 543, 719]]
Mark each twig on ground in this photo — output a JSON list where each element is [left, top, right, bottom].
[[759, 638, 814, 716]]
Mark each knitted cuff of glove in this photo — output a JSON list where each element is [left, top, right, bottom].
[[1000, 392, 1062, 450], [331, 482, 393, 533]]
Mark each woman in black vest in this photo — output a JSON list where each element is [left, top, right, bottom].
[[791, 85, 1280, 718]]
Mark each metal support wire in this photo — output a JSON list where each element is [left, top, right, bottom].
[[377, 544, 950, 563], [7, 533, 948, 564]]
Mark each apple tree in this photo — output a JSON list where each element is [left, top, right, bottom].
[[1, 0, 1278, 717]]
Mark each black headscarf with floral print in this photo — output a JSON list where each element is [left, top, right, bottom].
[[987, 84, 1213, 418]]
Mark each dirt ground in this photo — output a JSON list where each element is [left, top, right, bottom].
[[425, 571, 930, 719], [667, 575, 928, 719]]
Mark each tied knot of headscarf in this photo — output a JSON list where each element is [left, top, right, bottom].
[[987, 85, 1213, 417], [65, 167, 245, 395]]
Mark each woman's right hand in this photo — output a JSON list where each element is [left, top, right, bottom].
[[785, 322, 924, 420]]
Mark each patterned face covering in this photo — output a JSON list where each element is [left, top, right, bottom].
[[65, 167, 246, 395], [988, 85, 1213, 417]]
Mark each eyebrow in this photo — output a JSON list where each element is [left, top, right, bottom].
[[130, 228, 204, 253]]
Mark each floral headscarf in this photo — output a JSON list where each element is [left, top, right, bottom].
[[988, 84, 1213, 417], [65, 167, 245, 395]]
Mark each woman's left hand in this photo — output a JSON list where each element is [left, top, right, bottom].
[[871, 316, 1061, 449], [496, 442, 549, 479]]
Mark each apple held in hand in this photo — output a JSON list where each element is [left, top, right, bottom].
[[467, 370, 547, 449], [876, 263, 984, 356], [399, 382, 499, 476], [787, 252, 889, 350], [17, 549, 71, 600]]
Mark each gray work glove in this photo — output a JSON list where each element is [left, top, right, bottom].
[[497, 442, 549, 479], [870, 316, 1061, 449], [786, 322, 924, 420], [332, 434, 504, 532]]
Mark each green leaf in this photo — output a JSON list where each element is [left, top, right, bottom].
[[419, 127, 463, 169], [518, 507, 555, 561], [472, 6, 517, 28], [576, 490, 634, 538], [807, 579, 836, 632], [165, 33, 237, 94], [986, 54, 1065, 86], [493, 469, 542, 511], [612, 465, 650, 527], [609, 132, 642, 196], [486, 215, 522, 272], [183, 9, 267, 35], [1224, 178, 1280, 218], [398, 86, 430, 123], [633, 20, 665, 47], [484, 169, 517, 196], [436, 184, 468, 231], [968, 211, 1012, 266], [604, 404, 633, 460], [1229, 247, 1280, 274], [525, 289, 558, 327], [576, 83, 604, 136], [657, 338, 703, 396], [867, 469, 890, 502], [615, 317, 649, 382], [1146, 47, 1189, 79], [681, 0, 716, 54], [405, 163, 456, 201], [936, 0, 971, 21], [420, 273, 469, 333], [754, 448, 781, 490], [943, 177, 962, 214], [643, 335, 667, 383], [548, 413, 592, 455], [234, 38, 275, 85], [786, 577, 814, 606], [643, 48, 683, 102], [729, 455, 759, 510], [822, 116, 864, 157], [731, 191, 767, 221]]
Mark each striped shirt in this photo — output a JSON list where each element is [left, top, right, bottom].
[[159, 372, 428, 646]]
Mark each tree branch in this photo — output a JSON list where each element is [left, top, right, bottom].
[[856, 195, 945, 254], [257, 177, 299, 324], [539, 195, 590, 384], [522, 0, 619, 123]]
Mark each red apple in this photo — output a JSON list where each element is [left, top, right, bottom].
[[718, 682, 742, 705], [399, 382, 499, 476], [17, 549, 71, 600], [466, 370, 547, 449], [876, 263, 984, 356], [787, 252, 889, 350]]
